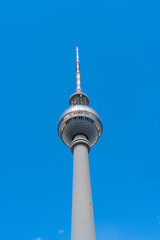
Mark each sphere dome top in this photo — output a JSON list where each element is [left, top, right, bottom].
[[69, 92, 89, 106]]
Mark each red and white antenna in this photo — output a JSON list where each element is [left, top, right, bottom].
[[76, 46, 81, 92]]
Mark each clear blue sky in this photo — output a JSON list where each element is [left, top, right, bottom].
[[0, 0, 160, 240]]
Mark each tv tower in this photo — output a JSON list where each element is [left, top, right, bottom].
[[57, 47, 103, 240]]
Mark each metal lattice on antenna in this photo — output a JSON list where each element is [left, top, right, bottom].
[[76, 46, 81, 92]]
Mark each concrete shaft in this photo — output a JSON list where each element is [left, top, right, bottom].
[[71, 135, 96, 240]]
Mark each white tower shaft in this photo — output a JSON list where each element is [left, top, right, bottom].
[[71, 135, 96, 240]]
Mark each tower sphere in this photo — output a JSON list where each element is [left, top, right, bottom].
[[57, 92, 103, 148]]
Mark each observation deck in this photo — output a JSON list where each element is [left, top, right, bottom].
[[57, 92, 103, 148]]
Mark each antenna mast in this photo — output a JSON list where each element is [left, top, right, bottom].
[[76, 46, 81, 92]]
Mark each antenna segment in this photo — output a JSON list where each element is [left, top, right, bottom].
[[76, 46, 81, 92]]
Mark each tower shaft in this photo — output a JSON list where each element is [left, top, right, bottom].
[[71, 135, 96, 240]]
